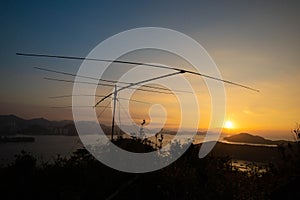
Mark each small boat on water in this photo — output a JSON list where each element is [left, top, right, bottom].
[[0, 136, 35, 143]]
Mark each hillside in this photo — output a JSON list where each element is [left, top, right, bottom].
[[208, 141, 281, 163], [0, 115, 118, 136], [224, 133, 285, 145], [0, 115, 75, 135]]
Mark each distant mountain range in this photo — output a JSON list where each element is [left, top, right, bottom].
[[224, 133, 286, 145], [0, 114, 77, 136]]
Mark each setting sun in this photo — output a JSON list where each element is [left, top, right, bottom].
[[224, 121, 233, 129]]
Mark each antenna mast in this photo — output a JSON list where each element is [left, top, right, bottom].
[[111, 85, 117, 141]]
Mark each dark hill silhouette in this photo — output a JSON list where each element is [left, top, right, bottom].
[[0, 115, 74, 135], [224, 133, 286, 145], [0, 115, 123, 136], [208, 141, 281, 162]]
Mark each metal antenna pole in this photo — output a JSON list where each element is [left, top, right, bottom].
[[111, 85, 117, 141], [17, 53, 260, 92]]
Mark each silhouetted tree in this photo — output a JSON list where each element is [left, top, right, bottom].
[[292, 122, 300, 142]]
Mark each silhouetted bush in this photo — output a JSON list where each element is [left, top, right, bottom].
[[0, 138, 298, 199]]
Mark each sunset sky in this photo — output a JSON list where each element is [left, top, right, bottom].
[[0, 1, 299, 140]]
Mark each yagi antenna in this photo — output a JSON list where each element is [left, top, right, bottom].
[[44, 77, 173, 94], [35, 66, 192, 94], [17, 52, 260, 141], [49, 94, 151, 104], [16, 52, 259, 92]]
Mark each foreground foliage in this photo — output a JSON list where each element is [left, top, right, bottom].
[[0, 138, 299, 200]]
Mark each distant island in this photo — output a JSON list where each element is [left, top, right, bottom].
[[224, 133, 286, 145]]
